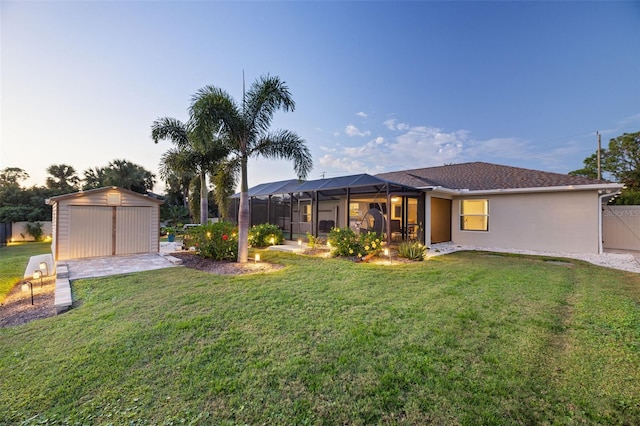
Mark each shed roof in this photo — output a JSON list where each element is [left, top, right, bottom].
[[376, 162, 616, 191], [46, 186, 164, 205]]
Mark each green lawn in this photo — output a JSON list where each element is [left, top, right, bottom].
[[0, 242, 52, 303], [1, 248, 639, 425]]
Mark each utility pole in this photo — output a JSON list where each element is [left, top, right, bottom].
[[597, 131, 602, 180]]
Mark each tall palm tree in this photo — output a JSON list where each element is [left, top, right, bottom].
[[159, 149, 195, 212], [191, 74, 313, 263], [152, 117, 228, 225], [45, 164, 80, 193]]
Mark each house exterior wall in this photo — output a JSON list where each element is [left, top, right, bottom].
[[51, 188, 160, 260], [450, 190, 600, 253]]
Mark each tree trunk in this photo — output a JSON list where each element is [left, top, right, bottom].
[[200, 170, 208, 226], [237, 155, 250, 263]]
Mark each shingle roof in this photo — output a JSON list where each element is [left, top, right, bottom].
[[375, 162, 614, 191]]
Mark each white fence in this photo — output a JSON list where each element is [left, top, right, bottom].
[[603, 206, 640, 251]]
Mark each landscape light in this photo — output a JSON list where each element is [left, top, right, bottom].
[[21, 281, 34, 305], [39, 261, 49, 277], [298, 239, 302, 246], [255, 253, 261, 263], [384, 248, 392, 264], [33, 270, 43, 287]]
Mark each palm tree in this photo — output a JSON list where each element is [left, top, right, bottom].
[[191, 74, 313, 263], [82, 166, 106, 190], [152, 117, 228, 225], [103, 159, 155, 193], [45, 164, 80, 193]]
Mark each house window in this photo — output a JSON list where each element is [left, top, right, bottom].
[[302, 204, 312, 222], [460, 199, 488, 231]]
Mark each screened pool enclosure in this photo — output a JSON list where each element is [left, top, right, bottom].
[[228, 174, 425, 245]]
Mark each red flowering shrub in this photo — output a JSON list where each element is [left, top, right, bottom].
[[184, 222, 238, 260]]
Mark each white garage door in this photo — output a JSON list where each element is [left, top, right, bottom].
[[116, 207, 151, 255], [69, 206, 152, 258], [69, 206, 113, 258]]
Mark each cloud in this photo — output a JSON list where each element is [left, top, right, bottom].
[[319, 116, 594, 177], [345, 124, 371, 137], [383, 118, 409, 131], [319, 125, 469, 174], [356, 112, 367, 118]]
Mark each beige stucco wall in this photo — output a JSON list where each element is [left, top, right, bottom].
[[450, 190, 600, 254], [11, 221, 53, 242]]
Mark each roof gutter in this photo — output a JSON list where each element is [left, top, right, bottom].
[[419, 183, 624, 196]]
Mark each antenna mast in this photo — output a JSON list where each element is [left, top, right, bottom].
[[597, 131, 602, 180]]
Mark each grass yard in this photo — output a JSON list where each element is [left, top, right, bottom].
[[1, 249, 639, 424], [0, 242, 52, 303]]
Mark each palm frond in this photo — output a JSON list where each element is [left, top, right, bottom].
[[151, 117, 190, 148], [245, 75, 295, 138], [252, 129, 313, 180], [190, 86, 243, 148]]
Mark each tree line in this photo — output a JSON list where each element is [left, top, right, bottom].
[[0, 159, 155, 223]]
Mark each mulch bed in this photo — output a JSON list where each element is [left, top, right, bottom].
[[171, 252, 285, 275], [0, 278, 57, 328]]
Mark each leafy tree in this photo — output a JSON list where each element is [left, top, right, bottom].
[[46, 164, 80, 193], [191, 74, 313, 262], [603, 131, 640, 189], [152, 116, 228, 225], [0, 167, 29, 187], [568, 153, 599, 179], [570, 131, 640, 205]]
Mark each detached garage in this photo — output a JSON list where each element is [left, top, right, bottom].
[[46, 187, 163, 261]]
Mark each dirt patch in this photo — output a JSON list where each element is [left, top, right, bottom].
[[0, 278, 56, 328], [171, 252, 285, 275]]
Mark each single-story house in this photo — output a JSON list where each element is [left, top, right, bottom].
[[229, 162, 623, 254], [46, 186, 163, 260]]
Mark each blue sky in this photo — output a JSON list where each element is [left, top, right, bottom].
[[2, 1, 639, 192]]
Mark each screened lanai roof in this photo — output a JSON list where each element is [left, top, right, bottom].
[[232, 174, 418, 199], [237, 179, 303, 198]]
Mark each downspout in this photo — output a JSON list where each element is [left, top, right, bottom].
[[598, 191, 608, 254]]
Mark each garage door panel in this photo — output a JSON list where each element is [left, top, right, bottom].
[[69, 206, 112, 258], [116, 207, 151, 255]]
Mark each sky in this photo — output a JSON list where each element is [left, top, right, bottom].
[[1, 1, 639, 193]]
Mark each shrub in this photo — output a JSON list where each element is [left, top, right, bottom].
[[305, 232, 325, 249], [248, 223, 284, 248], [397, 240, 427, 261], [185, 222, 238, 261], [327, 227, 384, 259], [25, 222, 44, 242]]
